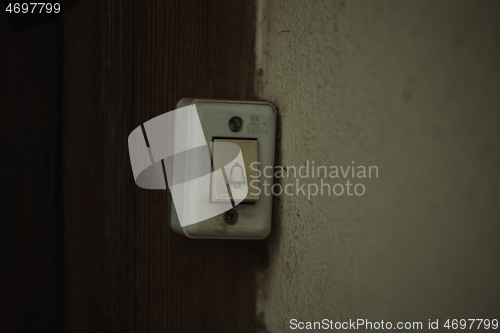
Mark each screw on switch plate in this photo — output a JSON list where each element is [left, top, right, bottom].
[[223, 209, 238, 224], [228, 116, 243, 132]]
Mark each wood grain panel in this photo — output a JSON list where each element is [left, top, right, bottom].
[[63, 1, 257, 331], [98, 1, 139, 332], [62, 1, 99, 332], [137, 1, 257, 332], [64, 0, 138, 331]]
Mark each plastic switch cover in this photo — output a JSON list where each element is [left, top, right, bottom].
[[170, 98, 276, 239]]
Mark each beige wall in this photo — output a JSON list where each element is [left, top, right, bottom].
[[255, 0, 500, 331]]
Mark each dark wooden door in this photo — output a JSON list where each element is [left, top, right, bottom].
[[63, 0, 257, 332]]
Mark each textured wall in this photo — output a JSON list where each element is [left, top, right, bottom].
[[255, 0, 500, 331]]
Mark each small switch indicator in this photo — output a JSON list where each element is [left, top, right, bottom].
[[212, 138, 259, 203]]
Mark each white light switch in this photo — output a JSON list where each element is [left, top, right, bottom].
[[170, 98, 276, 240]]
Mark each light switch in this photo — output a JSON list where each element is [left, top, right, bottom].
[[170, 98, 276, 240], [212, 138, 259, 203]]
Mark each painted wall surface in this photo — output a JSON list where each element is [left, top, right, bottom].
[[255, 1, 500, 331]]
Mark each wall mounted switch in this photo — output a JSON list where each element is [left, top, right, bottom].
[[170, 98, 276, 240]]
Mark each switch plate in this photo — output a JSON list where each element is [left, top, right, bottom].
[[170, 98, 276, 239]]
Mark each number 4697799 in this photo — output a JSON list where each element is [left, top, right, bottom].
[[443, 319, 498, 330], [6, 3, 61, 14]]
